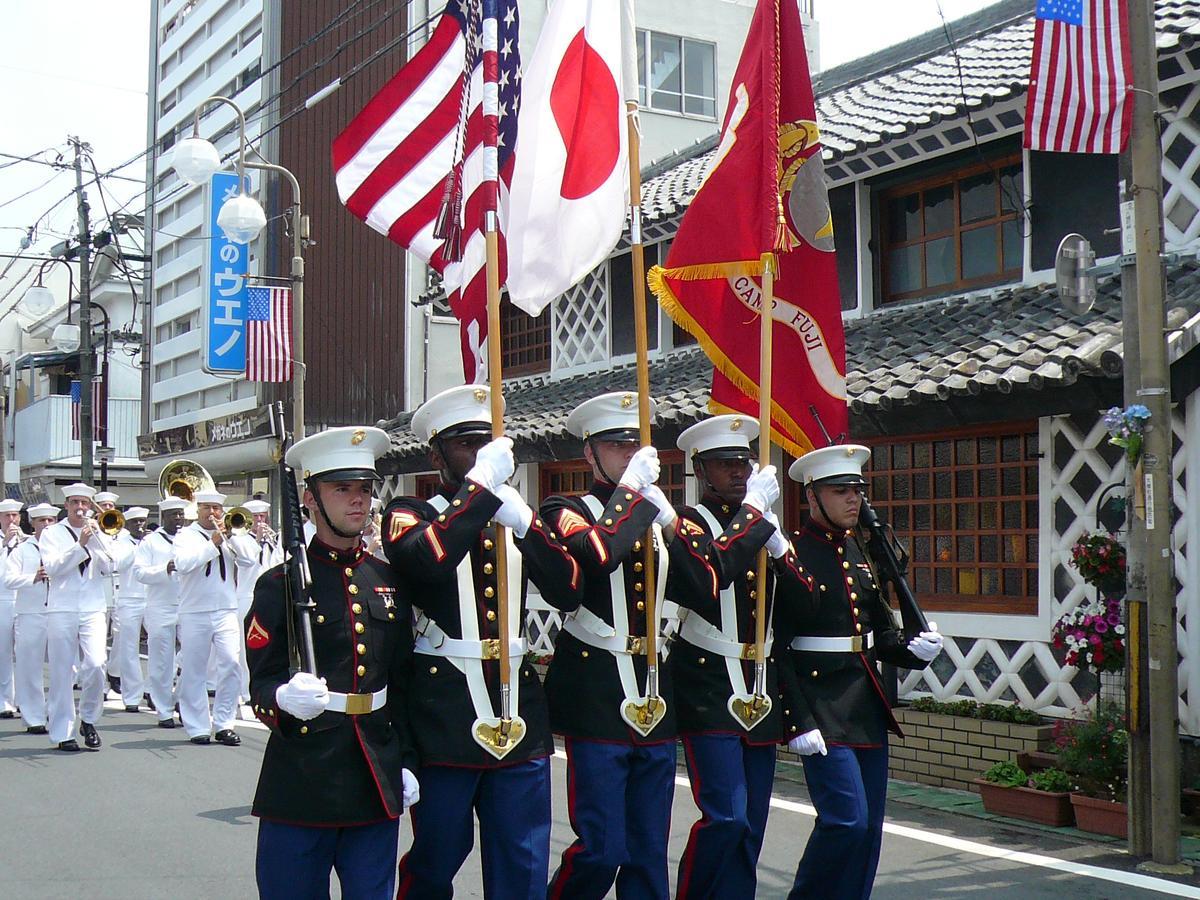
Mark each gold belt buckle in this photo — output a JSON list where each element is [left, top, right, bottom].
[[344, 693, 373, 715], [849, 635, 863, 652], [625, 635, 644, 655], [480, 638, 501, 660], [741, 643, 756, 660]]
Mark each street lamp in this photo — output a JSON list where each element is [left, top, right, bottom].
[[169, 95, 308, 440], [19, 258, 76, 320]]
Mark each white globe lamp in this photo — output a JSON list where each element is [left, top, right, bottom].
[[171, 136, 222, 186], [20, 285, 56, 317], [52, 323, 82, 354], [217, 193, 267, 244]]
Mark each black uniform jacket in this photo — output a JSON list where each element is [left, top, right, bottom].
[[540, 480, 719, 745], [774, 519, 930, 748], [666, 497, 813, 746], [245, 539, 417, 827], [382, 478, 584, 768]]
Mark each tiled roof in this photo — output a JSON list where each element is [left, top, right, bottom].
[[383, 257, 1200, 463], [639, 0, 1200, 224]]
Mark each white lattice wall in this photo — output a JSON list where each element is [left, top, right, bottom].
[[552, 268, 609, 372], [898, 408, 1195, 733]]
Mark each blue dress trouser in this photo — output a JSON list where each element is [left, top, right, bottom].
[[397, 757, 552, 900], [790, 742, 889, 900], [255, 817, 400, 900], [676, 734, 776, 899], [547, 737, 677, 900]]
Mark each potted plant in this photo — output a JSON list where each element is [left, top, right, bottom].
[[1051, 590, 1125, 675], [974, 761, 1075, 827], [1055, 703, 1129, 838]]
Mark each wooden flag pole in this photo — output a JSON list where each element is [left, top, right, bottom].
[[627, 99, 663, 721], [753, 252, 775, 707]]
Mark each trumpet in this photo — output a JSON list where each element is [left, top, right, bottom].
[[4, 528, 31, 549], [223, 506, 253, 536], [253, 521, 278, 544]]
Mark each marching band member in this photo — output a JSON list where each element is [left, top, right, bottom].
[[111, 507, 150, 712], [247, 426, 418, 899], [668, 416, 812, 898], [133, 497, 188, 728], [172, 490, 247, 745], [230, 498, 281, 703], [386, 385, 583, 899], [779, 446, 944, 900], [541, 393, 717, 900], [0, 498, 23, 717], [4, 502, 58, 734], [39, 483, 114, 751], [93, 490, 122, 695]]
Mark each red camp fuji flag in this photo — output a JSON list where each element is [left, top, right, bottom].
[[505, 0, 629, 315], [648, 0, 847, 457]]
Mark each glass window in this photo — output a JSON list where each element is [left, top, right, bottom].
[[637, 30, 716, 119]]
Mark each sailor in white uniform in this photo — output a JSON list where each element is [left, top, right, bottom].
[[133, 497, 188, 728], [4, 502, 59, 733]]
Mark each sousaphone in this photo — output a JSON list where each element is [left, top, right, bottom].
[[158, 459, 215, 520]]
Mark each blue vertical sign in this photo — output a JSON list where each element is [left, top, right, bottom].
[[203, 171, 249, 375]]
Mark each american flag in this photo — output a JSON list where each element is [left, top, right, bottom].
[[69, 378, 105, 442], [333, 0, 521, 382], [245, 286, 294, 382], [1024, 0, 1132, 153]]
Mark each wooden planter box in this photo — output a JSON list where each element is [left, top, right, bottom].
[[1070, 793, 1128, 838], [973, 779, 1075, 827]]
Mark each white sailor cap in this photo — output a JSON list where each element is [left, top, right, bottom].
[[93, 491, 120, 504], [411, 385, 500, 444], [0, 499, 23, 513], [158, 497, 189, 512], [125, 507, 150, 520], [28, 503, 59, 519], [285, 426, 390, 482], [242, 499, 271, 515], [566, 392, 656, 443], [193, 490, 228, 505], [677, 415, 758, 462], [787, 444, 871, 487], [61, 483, 96, 501]]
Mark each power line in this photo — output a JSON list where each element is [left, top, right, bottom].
[[0, 171, 65, 212]]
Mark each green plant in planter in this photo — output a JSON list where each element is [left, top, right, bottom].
[[1054, 702, 1128, 802], [1029, 767, 1072, 793], [982, 761, 1027, 788]]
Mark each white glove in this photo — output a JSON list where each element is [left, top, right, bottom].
[[492, 484, 533, 538], [275, 672, 329, 721], [788, 728, 827, 756], [908, 628, 944, 662], [743, 464, 780, 514], [402, 767, 421, 807], [466, 437, 515, 493], [762, 508, 790, 559], [640, 484, 677, 530], [619, 446, 660, 493]]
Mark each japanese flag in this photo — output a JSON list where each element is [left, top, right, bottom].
[[505, 0, 630, 316]]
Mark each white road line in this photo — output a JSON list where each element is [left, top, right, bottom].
[[554, 749, 1196, 897]]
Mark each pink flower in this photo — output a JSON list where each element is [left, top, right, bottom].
[[1094, 620, 1108, 634], [1090, 634, 1102, 646]]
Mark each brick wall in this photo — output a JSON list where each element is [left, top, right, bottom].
[[886, 708, 1055, 792]]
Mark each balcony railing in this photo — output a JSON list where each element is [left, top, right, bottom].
[[13, 395, 141, 467]]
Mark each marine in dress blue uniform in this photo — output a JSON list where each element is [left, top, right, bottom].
[[666, 416, 814, 899], [541, 393, 719, 900], [385, 386, 584, 900], [776, 446, 944, 900], [246, 426, 419, 900]]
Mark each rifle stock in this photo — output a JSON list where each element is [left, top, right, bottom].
[[857, 498, 929, 639]]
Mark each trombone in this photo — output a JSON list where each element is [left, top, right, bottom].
[[223, 507, 253, 536]]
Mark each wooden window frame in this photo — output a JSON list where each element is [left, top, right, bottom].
[[500, 299, 550, 376], [879, 154, 1023, 304], [785, 423, 1040, 615]]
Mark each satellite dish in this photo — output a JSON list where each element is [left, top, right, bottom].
[[1055, 233, 1097, 314]]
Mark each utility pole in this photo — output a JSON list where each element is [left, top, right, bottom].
[[72, 136, 95, 484], [1126, 0, 1187, 873]]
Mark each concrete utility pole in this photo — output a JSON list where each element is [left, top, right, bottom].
[[1126, 0, 1187, 873], [72, 137, 95, 485]]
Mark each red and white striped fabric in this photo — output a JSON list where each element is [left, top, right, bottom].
[[69, 377, 105, 442], [332, 0, 521, 382], [245, 285, 294, 382], [1024, 0, 1132, 154]]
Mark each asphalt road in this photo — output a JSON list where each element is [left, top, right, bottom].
[[1, 700, 1196, 899]]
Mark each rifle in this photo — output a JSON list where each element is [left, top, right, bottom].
[[806, 405, 930, 641], [274, 402, 317, 675]]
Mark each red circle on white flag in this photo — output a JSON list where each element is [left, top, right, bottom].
[[550, 30, 621, 200]]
